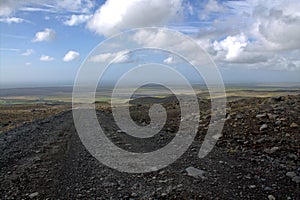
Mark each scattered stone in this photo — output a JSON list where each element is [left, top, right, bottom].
[[285, 133, 290, 137], [1, 94, 300, 199], [260, 124, 268, 131], [130, 192, 138, 197], [158, 179, 168, 183], [249, 185, 256, 189], [264, 186, 272, 191], [28, 192, 39, 199], [290, 122, 299, 128], [244, 174, 251, 179], [288, 153, 297, 160], [286, 172, 296, 178], [159, 170, 165, 175], [236, 114, 243, 119], [292, 176, 300, 183], [264, 147, 280, 154], [256, 113, 267, 118], [274, 96, 285, 101], [161, 193, 167, 197], [268, 194, 276, 200], [275, 120, 281, 126], [256, 138, 265, 143], [185, 167, 206, 179], [267, 113, 277, 120]]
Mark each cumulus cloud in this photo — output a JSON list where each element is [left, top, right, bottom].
[[175, 0, 296, 71], [0, 17, 25, 24], [63, 50, 80, 62], [21, 49, 34, 56], [1, 0, 299, 72], [253, 8, 300, 51], [64, 14, 92, 26], [87, 0, 183, 36], [217, 0, 300, 53], [25, 62, 31, 66], [89, 50, 130, 63], [213, 33, 248, 60], [32, 28, 56, 42], [85, 0, 299, 71], [40, 55, 54, 61]]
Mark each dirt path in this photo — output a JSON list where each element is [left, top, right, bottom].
[[1, 95, 299, 199]]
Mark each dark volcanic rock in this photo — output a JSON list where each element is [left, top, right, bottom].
[[0, 94, 299, 199]]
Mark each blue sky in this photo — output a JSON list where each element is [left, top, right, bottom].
[[0, 0, 299, 88]]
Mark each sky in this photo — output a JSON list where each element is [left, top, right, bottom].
[[0, 0, 299, 88]]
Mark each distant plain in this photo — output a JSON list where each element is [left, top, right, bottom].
[[0, 83, 299, 133]]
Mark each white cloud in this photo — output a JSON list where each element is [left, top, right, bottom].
[[132, 29, 210, 66], [163, 56, 176, 64], [213, 33, 248, 60], [0, 48, 19, 51], [198, 0, 300, 71], [57, 0, 94, 13], [0, 0, 19, 16], [89, 50, 130, 63], [64, 14, 91, 26], [0, 0, 95, 16], [25, 62, 32, 66], [216, 0, 300, 53], [87, 0, 183, 36], [200, 0, 225, 19], [40, 55, 54, 61], [89, 53, 111, 63], [114, 54, 130, 63], [32, 28, 56, 42], [133, 28, 180, 48], [19, 7, 55, 13], [63, 50, 80, 62], [21, 49, 34, 56], [253, 8, 300, 51], [0, 17, 25, 24], [1, 0, 299, 72], [205, 0, 224, 12], [196, 39, 216, 55]]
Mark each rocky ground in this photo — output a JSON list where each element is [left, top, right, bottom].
[[0, 95, 299, 199], [0, 104, 71, 134]]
